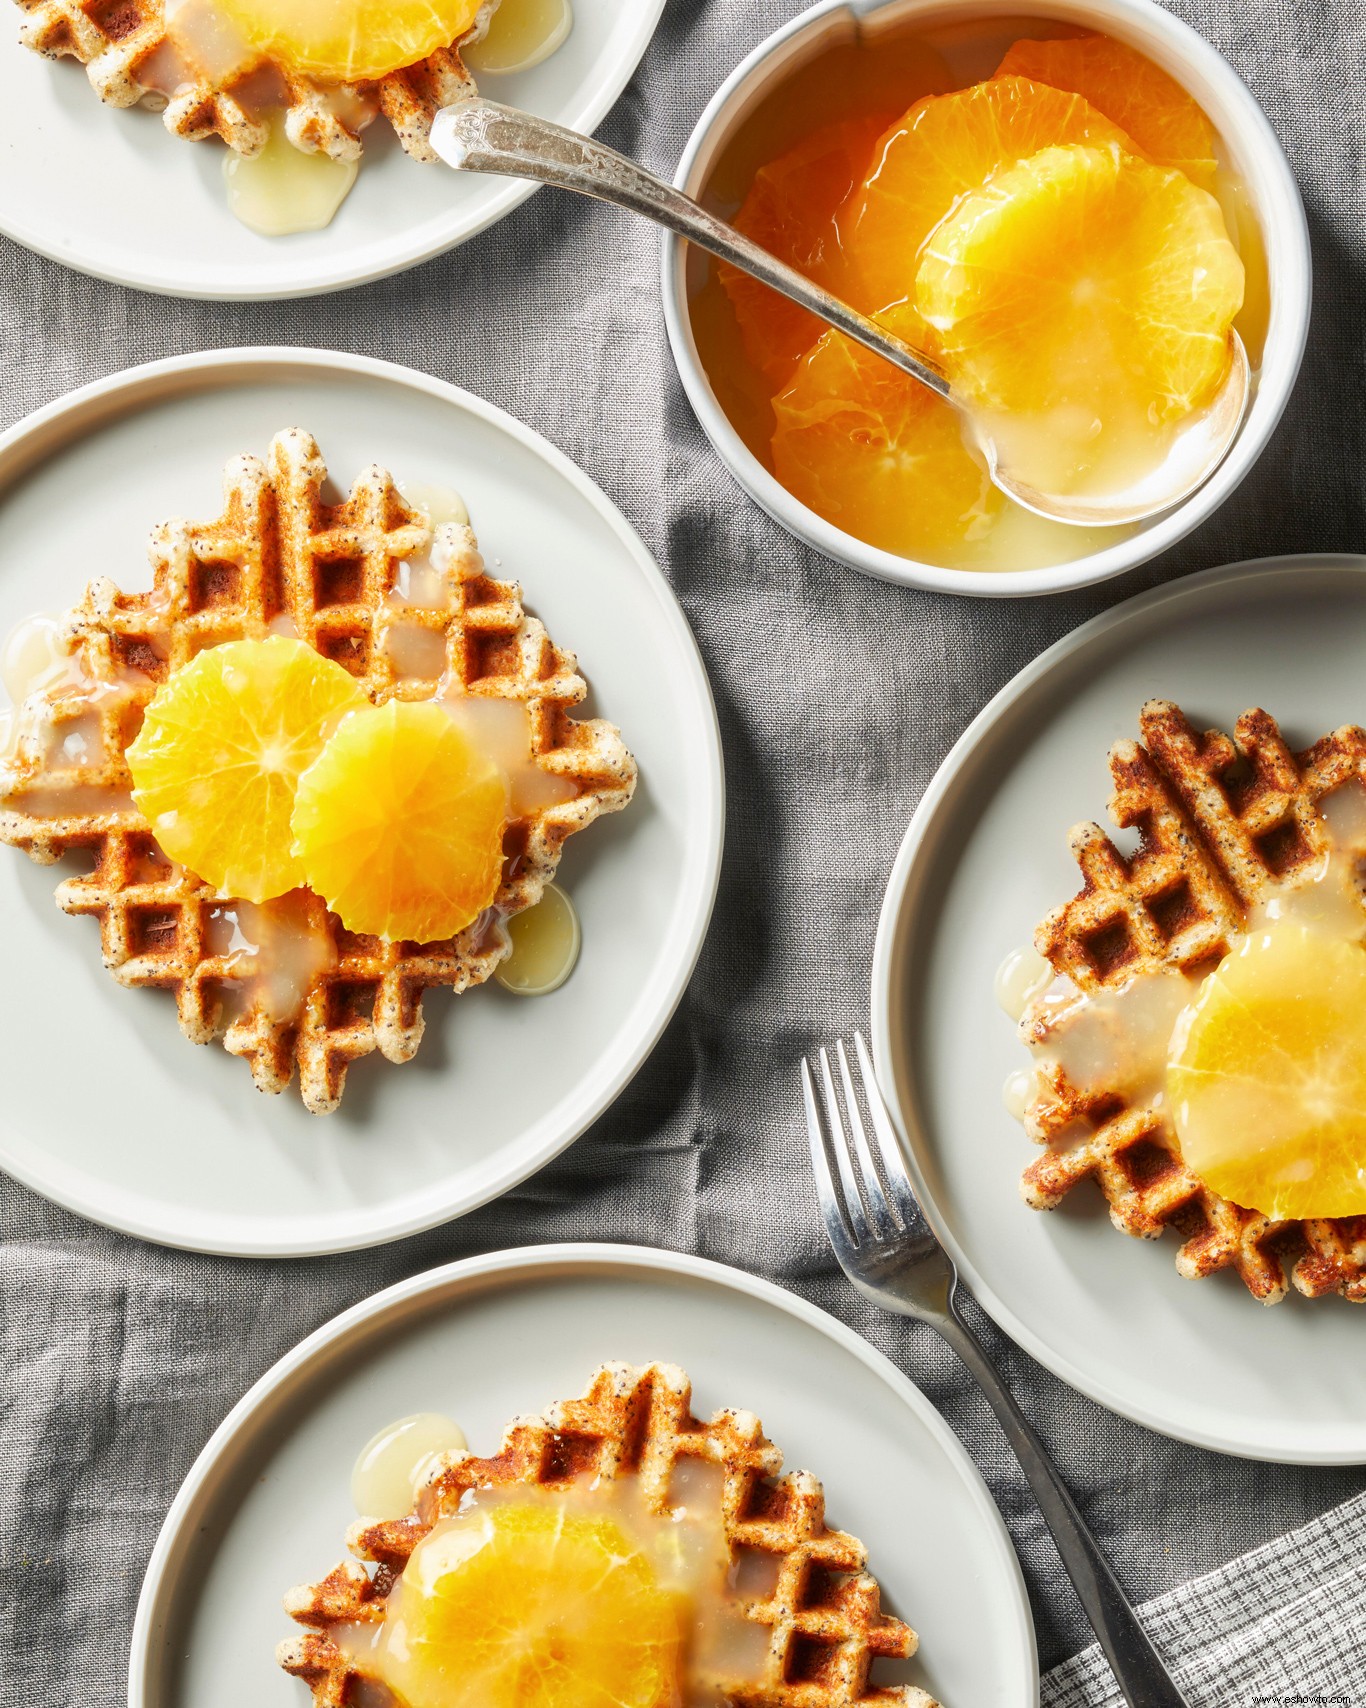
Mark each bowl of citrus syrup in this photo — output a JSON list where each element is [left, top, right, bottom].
[[661, 0, 1308, 596]]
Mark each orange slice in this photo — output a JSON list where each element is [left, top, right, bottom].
[[723, 114, 891, 389], [291, 699, 507, 942], [770, 306, 1000, 563], [1168, 922, 1366, 1219], [996, 34, 1219, 188], [914, 143, 1243, 488], [836, 76, 1134, 324], [215, 0, 483, 82], [126, 635, 366, 903], [370, 1502, 682, 1708]]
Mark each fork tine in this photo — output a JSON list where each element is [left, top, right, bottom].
[[835, 1039, 898, 1239], [801, 1056, 857, 1263], [853, 1031, 925, 1229], [817, 1046, 873, 1247]]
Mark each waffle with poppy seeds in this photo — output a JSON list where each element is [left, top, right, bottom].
[[11, 0, 494, 160], [278, 1361, 941, 1708], [1018, 698, 1366, 1303], [0, 428, 636, 1113]]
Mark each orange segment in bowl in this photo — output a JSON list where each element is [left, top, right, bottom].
[[769, 305, 1123, 569], [836, 76, 1135, 324], [126, 635, 367, 903], [291, 698, 508, 943], [996, 34, 1219, 189], [723, 114, 892, 390], [214, 0, 484, 82], [915, 142, 1244, 493], [1168, 922, 1366, 1220], [370, 1502, 682, 1708], [770, 311, 1000, 564]]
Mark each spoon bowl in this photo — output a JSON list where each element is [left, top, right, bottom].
[[987, 333, 1252, 527]]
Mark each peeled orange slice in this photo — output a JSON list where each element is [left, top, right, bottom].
[[836, 76, 1134, 324], [768, 303, 1121, 568], [291, 699, 507, 942], [915, 143, 1243, 489], [126, 635, 366, 902], [371, 1503, 682, 1708], [1168, 923, 1366, 1220], [996, 34, 1219, 189], [723, 114, 891, 388], [215, 0, 483, 82], [771, 306, 1000, 563]]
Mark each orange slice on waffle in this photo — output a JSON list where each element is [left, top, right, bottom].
[[126, 635, 366, 903], [291, 698, 508, 942], [1169, 922, 1366, 1220], [216, 0, 484, 81], [366, 1502, 682, 1708]]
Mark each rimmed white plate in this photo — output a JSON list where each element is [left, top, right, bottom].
[[0, 0, 665, 299], [872, 556, 1366, 1464], [128, 1242, 1037, 1707], [0, 347, 722, 1256]]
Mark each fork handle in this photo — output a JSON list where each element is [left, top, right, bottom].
[[938, 1303, 1190, 1707]]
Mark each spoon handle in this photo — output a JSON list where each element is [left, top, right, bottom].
[[429, 98, 951, 400]]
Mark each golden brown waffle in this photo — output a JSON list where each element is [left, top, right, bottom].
[[0, 427, 636, 1113], [1020, 698, 1366, 1304], [279, 1362, 939, 1708], [13, 0, 489, 160]]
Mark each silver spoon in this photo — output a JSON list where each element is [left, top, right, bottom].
[[429, 98, 1250, 530]]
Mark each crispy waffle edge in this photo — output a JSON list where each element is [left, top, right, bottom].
[[1019, 699, 1366, 1305], [0, 427, 637, 1112], [277, 1361, 941, 1708], [12, 0, 496, 160]]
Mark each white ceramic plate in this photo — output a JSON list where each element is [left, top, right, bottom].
[[0, 0, 665, 299], [872, 557, 1366, 1465], [128, 1243, 1037, 1707], [0, 348, 722, 1256]]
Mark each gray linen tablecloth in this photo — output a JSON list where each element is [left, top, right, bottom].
[[3, 0, 1365, 1699]]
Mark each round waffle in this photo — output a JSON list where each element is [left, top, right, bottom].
[[0, 428, 636, 1113], [278, 1361, 940, 1708]]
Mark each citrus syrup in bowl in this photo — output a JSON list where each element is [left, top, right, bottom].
[[685, 9, 1271, 577]]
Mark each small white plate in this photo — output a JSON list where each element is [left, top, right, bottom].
[[0, 0, 664, 299], [128, 1243, 1037, 1707], [872, 556, 1366, 1464], [0, 347, 722, 1256]]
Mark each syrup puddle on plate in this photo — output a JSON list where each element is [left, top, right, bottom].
[[224, 113, 359, 237], [214, 0, 575, 235], [495, 881, 580, 994], [352, 1412, 469, 1519], [465, 0, 573, 72]]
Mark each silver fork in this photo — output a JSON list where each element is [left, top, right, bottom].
[[803, 1034, 1191, 1708]]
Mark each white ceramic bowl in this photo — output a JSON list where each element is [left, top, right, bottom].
[[661, 0, 1311, 598]]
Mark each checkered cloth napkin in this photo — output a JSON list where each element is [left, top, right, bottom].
[[1043, 1490, 1366, 1705]]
